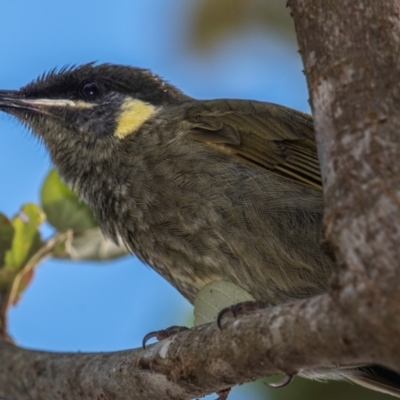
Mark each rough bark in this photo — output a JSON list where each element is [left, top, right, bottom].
[[289, 0, 400, 368], [1, 1, 400, 399], [0, 300, 326, 400], [0, 295, 379, 400]]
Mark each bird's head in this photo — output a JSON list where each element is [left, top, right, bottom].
[[0, 63, 188, 191], [0, 63, 189, 186], [0, 62, 188, 149]]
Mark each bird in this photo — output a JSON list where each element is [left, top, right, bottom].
[[0, 62, 399, 397]]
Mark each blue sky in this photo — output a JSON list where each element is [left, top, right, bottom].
[[0, 2, 308, 399]]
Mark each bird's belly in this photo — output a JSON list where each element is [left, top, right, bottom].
[[116, 204, 334, 305], [94, 167, 334, 305]]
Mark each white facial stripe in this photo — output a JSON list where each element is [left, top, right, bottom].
[[20, 99, 94, 108]]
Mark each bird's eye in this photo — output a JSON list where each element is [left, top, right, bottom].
[[79, 81, 100, 99]]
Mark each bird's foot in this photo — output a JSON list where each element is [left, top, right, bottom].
[[142, 325, 188, 349], [217, 300, 267, 329]]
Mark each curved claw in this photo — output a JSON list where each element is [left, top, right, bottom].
[[265, 374, 293, 388], [142, 331, 159, 349], [142, 325, 188, 349], [217, 300, 266, 330], [217, 306, 234, 330]]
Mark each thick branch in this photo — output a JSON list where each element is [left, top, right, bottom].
[[0, 293, 391, 400], [288, 0, 400, 372]]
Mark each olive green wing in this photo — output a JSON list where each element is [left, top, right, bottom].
[[185, 99, 322, 189]]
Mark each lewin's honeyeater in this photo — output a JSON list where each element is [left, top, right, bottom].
[[1, 63, 399, 397]]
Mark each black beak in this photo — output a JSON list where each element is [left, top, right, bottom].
[[0, 90, 20, 101], [0, 90, 35, 112], [0, 90, 78, 115], [0, 90, 91, 114]]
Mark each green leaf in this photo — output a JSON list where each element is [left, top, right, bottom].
[[193, 280, 254, 326], [41, 169, 98, 233], [22, 203, 46, 226], [0, 213, 14, 267], [4, 203, 44, 272]]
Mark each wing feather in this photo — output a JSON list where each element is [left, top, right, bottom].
[[185, 99, 321, 189]]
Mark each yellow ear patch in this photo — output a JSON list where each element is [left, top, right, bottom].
[[114, 98, 156, 139]]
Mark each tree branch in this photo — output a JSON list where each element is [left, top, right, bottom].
[[288, 0, 400, 369], [0, 295, 382, 400], [1, 291, 395, 400]]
